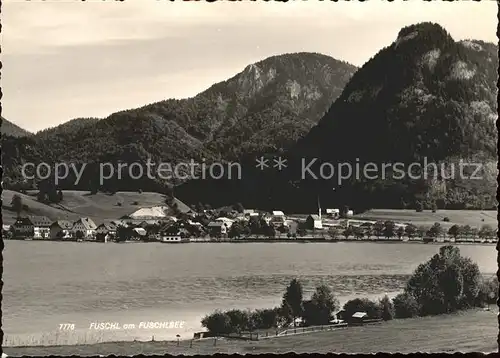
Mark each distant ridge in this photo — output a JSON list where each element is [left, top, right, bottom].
[[2, 52, 357, 193], [1, 117, 32, 137]]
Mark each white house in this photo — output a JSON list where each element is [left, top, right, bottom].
[[72, 217, 97, 239], [27, 216, 52, 239], [50, 220, 73, 240], [129, 206, 169, 219], [326, 209, 340, 219]]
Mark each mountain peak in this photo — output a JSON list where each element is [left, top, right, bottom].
[[397, 22, 452, 41]]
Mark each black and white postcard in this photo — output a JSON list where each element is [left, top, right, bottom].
[[1, 0, 498, 355]]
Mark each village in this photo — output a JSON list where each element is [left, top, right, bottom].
[[3, 203, 497, 245]]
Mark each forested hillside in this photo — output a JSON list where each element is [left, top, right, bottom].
[[178, 23, 498, 211], [2, 53, 356, 195]]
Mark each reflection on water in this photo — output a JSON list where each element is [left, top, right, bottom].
[[3, 241, 496, 345]]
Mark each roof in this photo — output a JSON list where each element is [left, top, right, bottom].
[[326, 209, 340, 213], [133, 228, 147, 236], [52, 220, 73, 229], [73, 217, 97, 230], [97, 222, 117, 231], [129, 206, 168, 219], [111, 220, 128, 227], [243, 209, 255, 214], [272, 211, 285, 216], [352, 312, 367, 318], [208, 222, 225, 227], [215, 217, 234, 223], [26, 216, 52, 227], [308, 215, 321, 220]]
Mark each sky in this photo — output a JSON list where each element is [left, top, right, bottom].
[[2, 0, 498, 133]]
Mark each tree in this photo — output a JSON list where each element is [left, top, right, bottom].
[[56, 230, 65, 241], [405, 245, 482, 316], [396, 226, 405, 240], [373, 221, 384, 238], [427, 222, 442, 238], [228, 221, 243, 238], [392, 293, 420, 318], [431, 202, 438, 213], [248, 216, 262, 235], [379, 295, 394, 321], [304, 284, 340, 325], [11, 194, 23, 217], [477, 277, 499, 307], [448, 224, 462, 240], [478, 225, 493, 240], [469, 227, 479, 240], [405, 224, 417, 239], [251, 308, 280, 329], [281, 279, 304, 328], [416, 225, 427, 238], [225, 309, 250, 334], [416, 201, 424, 212], [116, 226, 132, 242], [75, 230, 84, 241], [383, 220, 396, 239], [461, 225, 472, 240], [201, 310, 233, 335]]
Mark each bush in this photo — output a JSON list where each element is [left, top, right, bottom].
[[342, 298, 381, 321], [132, 201, 139, 205], [431, 202, 438, 213], [443, 217, 450, 222], [116, 202, 122, 206], [416, 201, 424, 212], [379, 295, 394, 321], [251, 308, 280, 330], [225, 309, 250, 333], [393, 293, 420, 318], [477, 276, 499, 307], [201, 310, 233, 335]]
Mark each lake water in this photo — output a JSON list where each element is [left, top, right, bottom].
[[3, 241, 496, 346]]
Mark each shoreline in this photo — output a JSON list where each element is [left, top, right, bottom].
[[5, 237, 497, 246], [3, 309, 497, 355]]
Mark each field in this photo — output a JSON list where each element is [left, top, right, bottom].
[[4, 309, 497, 356], [353, 209, 497, 230], [2, 190, 190, 226]]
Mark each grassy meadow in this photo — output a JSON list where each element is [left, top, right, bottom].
[[353, 209, 497, 230], [2, 189, 189, 225], [3, 309, 497, 355]]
